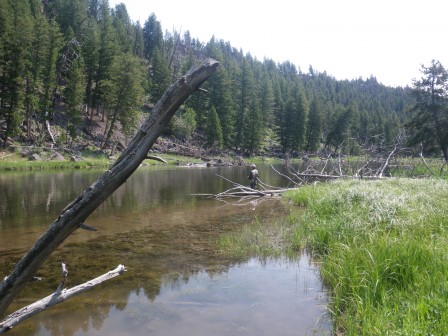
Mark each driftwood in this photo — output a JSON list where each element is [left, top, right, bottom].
[[0, 264, 126, 334], [196, 138, 405, 203], [146, 155, 167, 163], [193, 174, 296, 204], [0, 58, 219, 317]]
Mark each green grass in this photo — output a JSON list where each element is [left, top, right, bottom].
[[284, 178, 448, 335], [0, 158, 110, 171]]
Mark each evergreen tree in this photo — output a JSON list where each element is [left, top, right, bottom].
[[258, 70, 275, 128], [24, 3, 50, 140], [243, 99, 263, 155], [325, 104, 355, 152], [305, 97, 323, 152], [143, 13, 163, 62], [234, 58, 256, 150], [282, 80, 308, 152], [206, 106, 223, 148], [82, 18, 100, 118], [63, 52, 85, 144], [112, 3, 133, 53], [101, 53, 143, 146], [406, 60, 448, 161], [0, 0, 34, 146], [206, 65, 234, 147], [92, 0, 117, 118], [149, 47, 171, 103], [38, 18, 63, 140]]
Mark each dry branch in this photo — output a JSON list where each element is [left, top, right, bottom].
[[0, 58, 219, 316], [0, 265, 126, 334]]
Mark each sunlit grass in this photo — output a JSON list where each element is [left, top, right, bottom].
[[284, 178, 448, 335], [0, 154, 110, 171]]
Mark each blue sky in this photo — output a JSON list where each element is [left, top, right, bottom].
[[109, 0, 448, 87]]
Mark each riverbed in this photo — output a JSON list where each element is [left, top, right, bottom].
[[0, 165, 331, 335]]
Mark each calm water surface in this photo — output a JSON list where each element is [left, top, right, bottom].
[[0, 165, 330, 335]]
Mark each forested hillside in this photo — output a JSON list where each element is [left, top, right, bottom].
[[0, 0, 416, 156]]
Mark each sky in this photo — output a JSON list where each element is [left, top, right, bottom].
[[109, 0, 448, 87]]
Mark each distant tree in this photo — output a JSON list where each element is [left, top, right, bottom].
[[0, 0, 34, 146], [282, 80, 308, 153], [101, 53, 143, 147], [206, 106, 223, 148], [305, 97, 323, 152], [243, 99, 263, 155], [234, 58, 256, 150], [92, 0, 117, 119], [132, 21, 144, 58], [406, 60, 448, 161], [63, 52, 85, 144], [258, 70, 276, 128], [111, 3, 134, 53], [38, 19, 63, 142], [149, 47, 171, 103], [143, 13, 163, 62], [205, 65, 234, 147], [24, 4, 50, 140], [82, 18, 100, 118], [325, 104, 355, 152]]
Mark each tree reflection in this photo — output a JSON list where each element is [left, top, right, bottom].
[[1, 167, 288, 335]]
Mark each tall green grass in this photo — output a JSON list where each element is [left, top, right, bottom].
[[285, 178, 448, 335]]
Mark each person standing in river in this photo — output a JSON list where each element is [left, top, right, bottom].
[[248, 164, 259, 189]]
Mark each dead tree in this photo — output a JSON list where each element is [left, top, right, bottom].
[[0, 58, 219, 317]]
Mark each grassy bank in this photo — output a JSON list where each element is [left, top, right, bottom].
[[219, 178, 448, 335], [0, 151, 206, 171], [0, 152, 110, 171]]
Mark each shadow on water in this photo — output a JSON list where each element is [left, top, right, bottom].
[[0, 165, 331, 335]]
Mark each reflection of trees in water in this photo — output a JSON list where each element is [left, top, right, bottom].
[[7, 208, 265, 336], [2, 167, 287, 335]]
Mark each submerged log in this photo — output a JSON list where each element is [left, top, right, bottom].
[[0, 58, 219, 317], [0, 265, 126, 334]]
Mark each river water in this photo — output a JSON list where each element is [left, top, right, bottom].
[[0, 164, 331, 335]]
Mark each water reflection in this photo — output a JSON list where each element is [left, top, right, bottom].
[[1, 165, 330, 335], [8, 257, 329, 336]]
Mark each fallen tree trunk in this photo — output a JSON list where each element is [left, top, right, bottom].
[[0, 58, 219, 317], [0, 265, 126, 334]]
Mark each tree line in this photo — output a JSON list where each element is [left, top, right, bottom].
[[1, 0, 446, 160]]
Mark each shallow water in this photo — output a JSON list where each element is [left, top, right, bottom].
[[0, 165, 331, 335]]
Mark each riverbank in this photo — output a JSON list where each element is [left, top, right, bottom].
[[0, 147, 284, 171], [219, 177, 448, 334]]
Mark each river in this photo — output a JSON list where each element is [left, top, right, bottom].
[[0, 164, 331, 335]]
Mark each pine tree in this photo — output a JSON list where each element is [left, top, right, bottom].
[[63, 52, 85, 144], [406, 60, 448, 161], [101, 53, 143, 147], [149, 47, 171, 103], [242, 99, 263, 155], [0, 0, 34, 146], [206, 106, 223, 148], [234, 58, 256, 150], [112, 3, 133, 53], [92, 0, 117, 118], [38, 18, 63, 141], [24, 3, 50, 140], [305, 97, 323, 152], [143, 13, 163, 62], [325, 104, 355, 152]]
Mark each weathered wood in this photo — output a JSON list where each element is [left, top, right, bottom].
[[0, 58, 219, 316], [0, 265, 126, 334], [145, 155, 167, 163]]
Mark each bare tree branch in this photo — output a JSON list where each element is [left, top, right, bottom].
[[0, 265, 126, 334]]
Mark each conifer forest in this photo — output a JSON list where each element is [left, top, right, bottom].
[[1, 0, 447, 160]]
